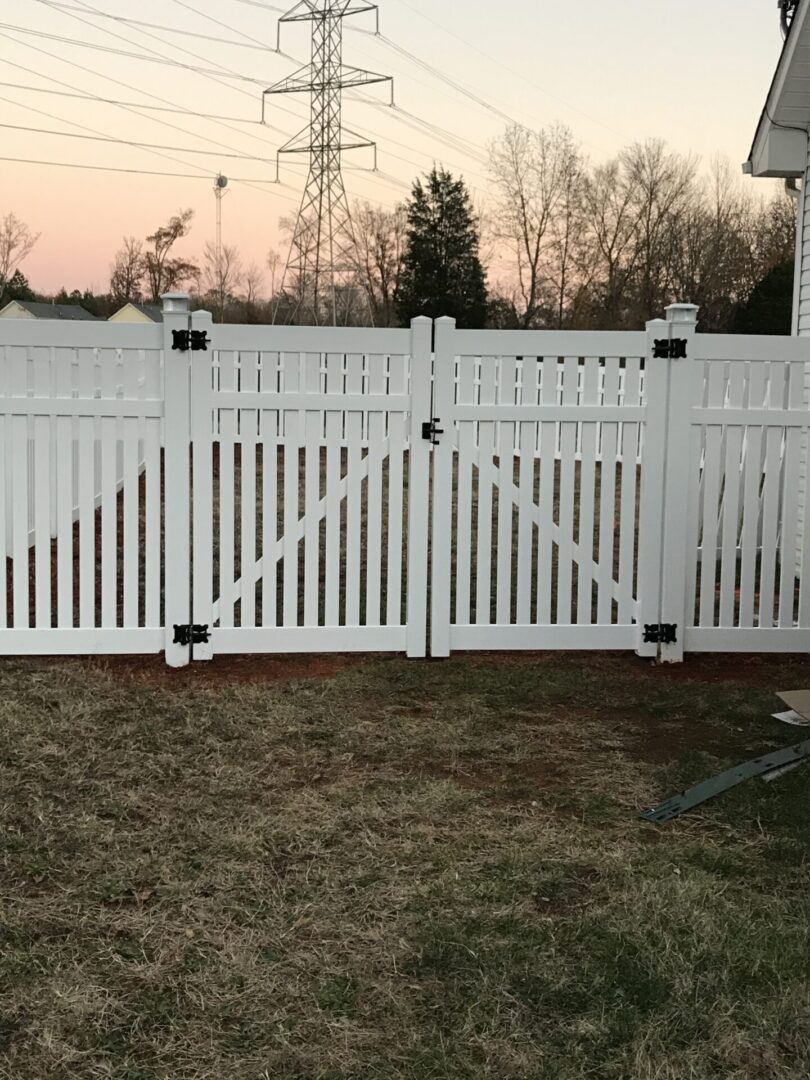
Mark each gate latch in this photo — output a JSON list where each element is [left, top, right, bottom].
[[173, 624, 210, 647], [171, 329, 210, 353], [421, 418, 444, 445], [643, 623, 678, 645]]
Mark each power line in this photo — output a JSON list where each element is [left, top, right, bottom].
[[29, 0, 497, 190], [44, 2, 272, 53], [45, 0, 408, 205], [0, 119, 282, 161], [387, 0, 625, 144], [34, 0, 499, 180], [0, 79, 265, 124], [0, 152, 298, 186], [7, 4, 494, 207], [2, 20, 267, 84], [0, 33, 399, 211]]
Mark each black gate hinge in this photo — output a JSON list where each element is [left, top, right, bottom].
[[421, 418, 444, 445], [652, 338, 687, 360], [172, 329, 210, 353], [643, 623, 678, 645], [173, 624, 210, 647]]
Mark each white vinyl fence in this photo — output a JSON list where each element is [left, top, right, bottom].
[[1, 296, 809, 665]]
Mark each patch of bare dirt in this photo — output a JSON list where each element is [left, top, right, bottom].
[[533, 866, 603, 916], [407, 755, 568, 798]]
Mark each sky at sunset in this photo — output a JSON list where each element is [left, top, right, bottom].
[[0, 0, 789, 295]]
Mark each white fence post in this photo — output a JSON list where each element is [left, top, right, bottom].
[[406, 317, 433, 658], [636, 303, 699, 662], [191, 308, 215, 662], [162, 292, 193, 668], [429, 316, 456, 658]]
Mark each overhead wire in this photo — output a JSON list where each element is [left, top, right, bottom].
[[0, 30, 399, 210], [388, 0, 626, 143], [30, 0, 406, 204], [45, 2, 272, 53], [0, 153, 293, 185]]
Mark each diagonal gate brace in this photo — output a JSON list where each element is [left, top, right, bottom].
[[641, 737, 810, 823]]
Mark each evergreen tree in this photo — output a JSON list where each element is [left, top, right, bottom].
[[731, 260, 794, 335], [396, 167, 488, 327], [1, 269, 35, 304]]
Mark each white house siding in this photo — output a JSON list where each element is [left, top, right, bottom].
[[795, 134, 810, 575]]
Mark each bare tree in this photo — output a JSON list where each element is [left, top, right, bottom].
[[353, 201, 406, 326], [620, 140, 698, 322], [489, 123, 582, 328], [0, 212, 39, 298], [109, 237, 145, 305], [579, 159, 638, 327], [266, 247, 282, 300], [242, 262, 265, 307], [201, 241, 244, 321], [143, 209, 198, 303]]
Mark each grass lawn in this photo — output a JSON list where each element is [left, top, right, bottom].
[[2, 651, 810, 1079]]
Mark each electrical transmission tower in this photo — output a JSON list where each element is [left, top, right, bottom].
[[265, 1, 392, 325]]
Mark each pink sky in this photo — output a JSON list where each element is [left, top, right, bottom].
[[0, 0, 787, 296]]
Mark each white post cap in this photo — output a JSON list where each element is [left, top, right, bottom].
[[161, 292, 190, 314], [665, 303, 699, 325]]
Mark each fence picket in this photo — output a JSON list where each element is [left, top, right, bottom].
[[10, 348, 29, 629], [261, 351, 279, 628], [241, 351, 259, 628], [597, 359, 620, 625], [718, 362, 746, 628], [618, 358, 641, 625], [737, 364, 766, 629], [33, 349, 52, 627], [324, 354, 342, 626], [536, 356, 558, 624], [121, 352, 140, 629], [144, 349, 161, 630], [0, 348, 7, 629], [476, 356, 497, 625], [778, 361, 804, 627], [366, 354, 386, 627], [77, 348, 95, 629], [345, 354, 363, 627], [556, 357, 579, 625], [386, 352, 406, 627], [577, 358, 600, 626], [219, 351, 238, 629], [516, 357, 538, 625], [303, 352, 321, 627], [758, 362, 787, 628], [699, 363, 726, 627]]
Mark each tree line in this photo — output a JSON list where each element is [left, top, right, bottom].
[[0, 130, 797, 331]]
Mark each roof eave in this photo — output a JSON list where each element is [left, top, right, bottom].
[[747, 0, 810, 177]]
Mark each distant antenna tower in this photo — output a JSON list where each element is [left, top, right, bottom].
[[214, 173, 229, 322], [264, 1, 393, 325]]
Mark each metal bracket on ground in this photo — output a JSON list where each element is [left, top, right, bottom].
[[641, 737, 810, 823]]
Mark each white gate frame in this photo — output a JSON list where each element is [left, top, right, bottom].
[[168, 315, 433, 667]]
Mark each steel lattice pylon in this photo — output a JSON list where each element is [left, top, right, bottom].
[[265, 1, 392, 325]]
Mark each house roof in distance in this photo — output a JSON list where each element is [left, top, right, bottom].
[[0, 300, 101, 320], [109, 302, 164, 323]]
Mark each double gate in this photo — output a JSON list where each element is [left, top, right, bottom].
[[2, 299, 810, 665]]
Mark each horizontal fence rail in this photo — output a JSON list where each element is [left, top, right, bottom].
[[1, 299, 809, 664]]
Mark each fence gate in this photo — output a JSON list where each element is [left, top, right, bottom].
[[172, 318, 433, 666], [428, 319, 650, 655]]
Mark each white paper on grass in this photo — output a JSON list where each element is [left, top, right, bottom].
[[772, 710, 810, 726]]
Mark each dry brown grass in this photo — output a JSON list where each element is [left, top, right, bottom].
[[2, 651, 810, 1079]]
